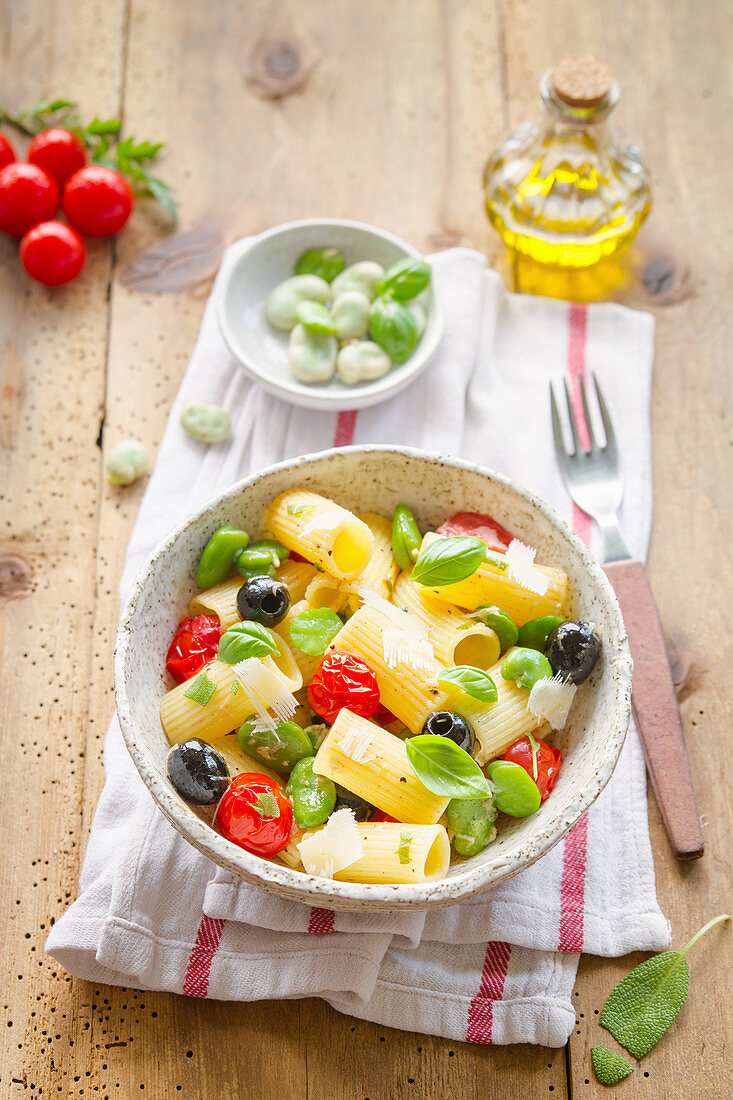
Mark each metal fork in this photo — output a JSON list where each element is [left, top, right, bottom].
[[550, 375, 704, 860]]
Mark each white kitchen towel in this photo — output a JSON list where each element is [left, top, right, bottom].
[[46, 243, 670, 1047]]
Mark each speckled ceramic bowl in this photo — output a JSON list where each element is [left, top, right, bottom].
[[115, 447, 632, 912]]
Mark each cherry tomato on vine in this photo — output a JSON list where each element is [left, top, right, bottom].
[[436, 511, 514, 553], [62, 165, 134, 236], [0, 163, 59, 238], [0, 133, 16, 171], [215, 773, 293, 857], [502, 736, 562, 802], [307, 650, 380, 725], [20, 221, 86, 286], [28, 128, 86, 186], [165, 614, 221, 684]]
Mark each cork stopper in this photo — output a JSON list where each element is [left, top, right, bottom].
[[551, 55, 614, 108]]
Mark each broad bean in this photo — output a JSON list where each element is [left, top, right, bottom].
[[408, 301, 427, 338], [288, 324, 338, 383], [485, 759, 541, 817], [332, 290, 371, 339], [105, 439, 148, 486], [392, 504, 422, 570], [474, 606, 519, 654], [500, 647, 553, 689], [295, 300, 337, 336], [235, 539, 289, 579], [336, 340, 391, 384], [517, 615, 564, 653], [447, 796, 497, 856], [180, 402, 231, 444], [286, 757, 337, 828], [196, 525, 250, 588], [331, 260, 385, 302], [237, 718, 313, 775], [266, 275, 331, 331]]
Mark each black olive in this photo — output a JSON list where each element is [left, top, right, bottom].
[[166, 738, 230, 805], [545, 620, 601, 684], [333, 784, 375, 821], [422, 710, 476, 755], [237, 575, 291, 626]]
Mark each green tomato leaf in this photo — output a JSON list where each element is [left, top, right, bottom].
[[591, 1046, 634, 1086], [377, 257, 432, 301], [438, 666, 498, 703], [411, 535, 487, 587], [85, 117, 123, 136], [140, 173, 178, 219], [369, 297, 418, 363], [289, 609, 343, 656], [218, 622, 278, 664], [405, 734, 493, 800]]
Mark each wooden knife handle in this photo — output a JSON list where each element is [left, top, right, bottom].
[[603, 559, 704, 860]]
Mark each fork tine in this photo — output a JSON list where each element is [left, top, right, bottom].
[[579, 376, 597, 449], [562, 378, 582, 455], [549, 383, 569, 458], [592, 372, 616, 452]]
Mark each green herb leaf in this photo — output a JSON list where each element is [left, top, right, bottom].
[[591, 1046, 634, 1086], [287, 504, 312, 516], [600, 914, 730, 1059], [438, 666, 498, 703], [289, 609, 343, 656], [85, 117, 122, 136], [369, 297, 418, 363], [250, 791, 281, 818], [398, 831, 412, 865], [218, 622, 278, 664], [294, 247, 345, 282], [377, 257, 432, 301], [405, 734, 493, 800], [231, 681, 240, 696], [411, 536, 487, 587], [182, 668, 217, 707]]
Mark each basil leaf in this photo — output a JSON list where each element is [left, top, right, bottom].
[[218, 622, 278, 664], [437, 666, 498, 702], [377, 258, 432, 301], [289, 609, 343, 656], [369, 297, 418, 363], [294, 248, 345, 282], [411, 536, 487, 587], [405, 734, 493, 800], [182, 668, 216, 706]]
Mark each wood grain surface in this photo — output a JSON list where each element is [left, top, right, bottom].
[[1, 1, 731, 1098]]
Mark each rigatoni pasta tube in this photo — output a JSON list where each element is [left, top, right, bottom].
[[313, 710, 449, 825], [346, 513, 398, 607], [190, 576, 242, 630], [415, 532, 569, 626], [452, 647, 544, 765], [334, 823, 450, 884], [393, 572, 500, 670], [266, 490, 374, 579], [276, 559, 317, 603], [304, 573, 348, 613]]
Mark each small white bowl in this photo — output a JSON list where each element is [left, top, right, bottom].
[[115, 447, 632, 912], [215, 218, 444, 411]]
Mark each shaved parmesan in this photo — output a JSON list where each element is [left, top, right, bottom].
[[297, 809, 364, 878], [382, 626, 435, 672], [232, 658, 298, 731], [505, 539, 550, 597], [528, 674, 577, 729], [339, 722, 375, 764]]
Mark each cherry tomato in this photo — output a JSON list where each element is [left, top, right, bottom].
[[436, 511, 514, 553], [214, 772, 293, 857], [502, 736, 562, 802], [307, 650, 380, 725], [27, 128, 86, 186], [166, 614, 221, 684], [373, 703, 397, 725], [0, 133, 16, 171], [372, 810, 398, 823], [62, 165, 134, 236], [0, 163, 59, 238], [20, 221, 86, 286]]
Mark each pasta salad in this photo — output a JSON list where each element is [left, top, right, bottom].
[[160, 491, 601, 885]]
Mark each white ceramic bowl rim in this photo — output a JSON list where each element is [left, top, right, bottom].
[[114, 445, 632, 909]]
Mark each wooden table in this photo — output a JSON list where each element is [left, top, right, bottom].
[[2, 1, 731, 1096]]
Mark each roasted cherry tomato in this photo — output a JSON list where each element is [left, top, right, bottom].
[[214, 772, 293, 856], [20, 220, 85, 286], [0, 163, 59, 238], [436, 511, 514, 553], [373, 703, 397, 725], [0, 133, 16, 171], [307, 650, 380, 725], [372, 809, 398, 823], [502, 736, 562, 802], [62, 165, 134, 236], [27, 127, 86, 186], [165, 614, 221, 684]]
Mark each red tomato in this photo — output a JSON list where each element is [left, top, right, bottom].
[[215, 773, 293, 857], [502, 736, 562, 802], [373, 703, 397, 725], [20, 221, 86, 286], [436, 511, 515, 553], [62, 165, 134, 236], [307, 650, 380, 725], [27, 128, 86, 186], [166, 614, 221, 684], [372, 810, 398, 823], [0, 163, 59, 238], [0, 133, 16, 170]]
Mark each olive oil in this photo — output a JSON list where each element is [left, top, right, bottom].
[[484, 56, 651, 299]]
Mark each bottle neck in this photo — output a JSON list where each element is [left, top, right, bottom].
[[539, 69, 620, 128]]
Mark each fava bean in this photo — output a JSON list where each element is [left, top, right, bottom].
[[294, 247, 345, 282], [446, 796, 497, 856], [408, 300, 427, 338], [331, 260, 385, 302], [196, 525, 250, 588], [500, 647, 553, 689], [286, 756, 337, 828], [392, 504, 422, 570], [295, 300, 337, 336], [304, 723, 329, 753], [485, 759, 541, 817], [266, 275, 331, 331], [474, 606, 519, 654], [517, 615, 564, 653], [332, 290, 371, 339], [235, 539, 289, 579], [105, 438, 148, 486], [237, 718, 313, 775], [336, 340, 391, 384], [180, 402, 231, 444], [288, 323, 337, 383]]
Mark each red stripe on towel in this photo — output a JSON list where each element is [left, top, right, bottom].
[[466, 940, 512, 1043], [566, 303, 592, 547], [183, 915, 226, 997], [307, 907, 336, 934], [333, 409, 358, 447]]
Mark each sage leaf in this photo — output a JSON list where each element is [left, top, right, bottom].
[[405, 734, 493, 800], [411, 535, 487, 587], [438, 666, 498, 703], [218, 622, 278, 664], [600, 913, 730, 1059], [591, 1046, 634, 1086], [289, 608, 343, 656]]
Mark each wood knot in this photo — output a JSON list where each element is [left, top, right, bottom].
[[640, 254, 693, 305], [247, 35, 316, 99], [0, 552, 33, 601], [119, 222, 224, 294]]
